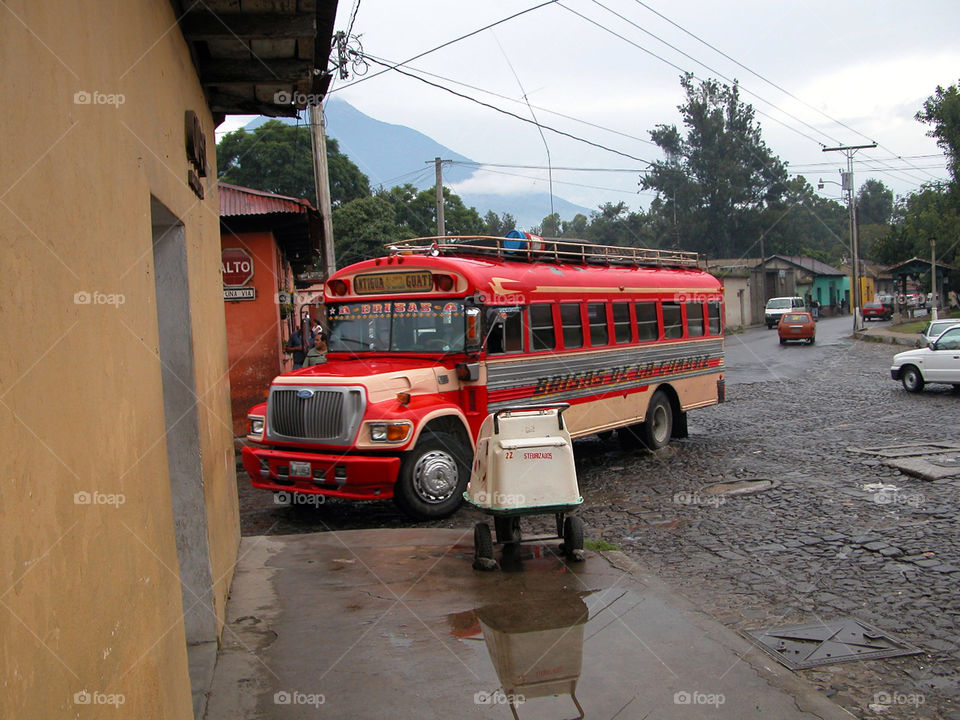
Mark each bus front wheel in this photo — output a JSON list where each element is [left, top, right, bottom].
[[394, 431, 469, 520]]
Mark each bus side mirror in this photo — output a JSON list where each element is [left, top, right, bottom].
[[464, 306, 482, 351]]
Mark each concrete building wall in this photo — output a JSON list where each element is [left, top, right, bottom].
[[1, 2, 240, 718], [719, 276, 751, 328]]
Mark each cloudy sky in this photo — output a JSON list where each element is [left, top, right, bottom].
[[222, 0, 959, 216]]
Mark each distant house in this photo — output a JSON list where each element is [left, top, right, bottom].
[[706, 258, 761, 328], [885, 257, 955, 309], [756, 255, 849, 317]]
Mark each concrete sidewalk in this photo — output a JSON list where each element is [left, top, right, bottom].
[[204, 529, 853, 719], [855, 323, 920, 347]]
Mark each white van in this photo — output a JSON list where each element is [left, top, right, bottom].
[[765, 296, 806, 328]]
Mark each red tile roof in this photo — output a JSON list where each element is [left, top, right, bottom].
[[219, 182, 315, 217]]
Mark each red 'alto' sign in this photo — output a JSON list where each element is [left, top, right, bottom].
[[221, 247, 254, 287]]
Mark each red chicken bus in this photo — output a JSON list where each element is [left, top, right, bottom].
[[242, 235, 725, 519]]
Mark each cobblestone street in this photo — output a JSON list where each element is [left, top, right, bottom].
[[237, 335, 960, 719]]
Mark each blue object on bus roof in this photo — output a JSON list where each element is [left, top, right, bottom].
[[504, 229, 529, 250]]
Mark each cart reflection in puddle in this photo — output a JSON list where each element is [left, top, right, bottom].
[[448, 589, 593, 719]]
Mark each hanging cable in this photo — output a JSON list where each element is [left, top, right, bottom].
[[362, 56, 653, 164]]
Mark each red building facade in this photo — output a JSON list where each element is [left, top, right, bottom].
[[219, 183, 321, 435]]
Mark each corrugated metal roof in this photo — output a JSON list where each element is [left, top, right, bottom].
[[766, 255, 846, 276], [219, 182, 315, 217]]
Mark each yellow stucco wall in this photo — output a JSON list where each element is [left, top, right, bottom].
[[0, 2, 240, 718]]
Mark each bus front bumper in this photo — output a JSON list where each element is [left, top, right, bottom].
[[242, 445, 401, 500]]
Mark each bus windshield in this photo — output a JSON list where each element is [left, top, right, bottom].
[[327, 299, 465, 353]]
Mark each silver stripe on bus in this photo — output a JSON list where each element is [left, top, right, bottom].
[[486, 339, 723, 391]]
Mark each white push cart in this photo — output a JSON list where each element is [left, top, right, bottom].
[[464, 404, 585, 570]]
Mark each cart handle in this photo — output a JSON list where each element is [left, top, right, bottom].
[[492, 403, 570, 434]]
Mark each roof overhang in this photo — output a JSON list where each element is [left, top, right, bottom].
[[173, 0, 339, 123]]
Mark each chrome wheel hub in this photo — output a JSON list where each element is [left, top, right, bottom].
[[412, 450, 458, 503]]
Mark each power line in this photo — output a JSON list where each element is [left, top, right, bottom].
[[451, 161, 646, 172], [557, 1, 830, 149], [584, 0, 846, 148], [363, 56, 653, 165], [329, 0, 559, 93], [453, 164, 647, 196], [360, 52, 658, 147], [626, 0, 945, 184], [344, 0, 362, 39]]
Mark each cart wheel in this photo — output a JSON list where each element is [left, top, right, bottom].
[[494, 516, 521, 544], [473, 523, 498, 571], [562, 516, 585, 561]]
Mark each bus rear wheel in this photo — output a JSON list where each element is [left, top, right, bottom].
[[394, 431, 469, 520], [618, 391, 674, 451], [640, 392, 673, 450]]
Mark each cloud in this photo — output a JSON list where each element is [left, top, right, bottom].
[[450, 166, 550, 195]]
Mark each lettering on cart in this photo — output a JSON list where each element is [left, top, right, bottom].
[[523, 452, 553, 459], [534, 355, 711, 396]]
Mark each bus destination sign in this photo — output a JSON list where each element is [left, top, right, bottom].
[[354, 271, 433, 295]]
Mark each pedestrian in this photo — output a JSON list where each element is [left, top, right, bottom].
[[285, 324, 314, 369], [304, 330, 327, 367], [811, 298, 819, 320]]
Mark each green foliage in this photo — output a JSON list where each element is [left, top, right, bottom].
[[330, 185, 486, 267], [482, 211, 517, 236], [216, 79, 960, 274], [872, 185, 960, 265], [642, 74, 789, 257], [331, 194, 414, 267], [916, 80, 960, 186], [857, 179, 894, 226], [216, 120, 370, 207]]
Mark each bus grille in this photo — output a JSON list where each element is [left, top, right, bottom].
[[266, 386, 364, 444]]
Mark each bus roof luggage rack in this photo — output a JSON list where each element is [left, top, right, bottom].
[[387, 235, 702, 269]]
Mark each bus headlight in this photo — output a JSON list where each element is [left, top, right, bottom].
[[368, 422, 412, 443], [248, 416, 265, 441]]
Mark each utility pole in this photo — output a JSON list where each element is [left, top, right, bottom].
[[822, 143, 876, 333], [931, 237, 938, 320], [309, 102, 336, 275], [430, 157, 446, 237]]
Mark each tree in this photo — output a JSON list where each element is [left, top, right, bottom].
[[562, 213, 589, 238], [217, 120, 370, 206], [375, 184, 485, 238], [482, 211, 516, 236], [872, 185, 959, 266], [642, 74, 789, 257], [331, 193, 413, 267], [539, 213, 561, 237], [916, 80, 960, 187], [857, 179, 893, 226]]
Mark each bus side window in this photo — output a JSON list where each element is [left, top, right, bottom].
[[530, 305, 555, 351], [587, 302, 608, 346], [686, 302, 705, 337], [662, 302, 683, 339], [613, 302, 631, 344], [635, 301, 659, 341], [707, 301, 722, 334], [487, 307, 524, 354], [560, 303, 583, 349]]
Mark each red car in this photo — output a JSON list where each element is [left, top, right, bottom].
[[778, 312, 816, 344], [862, 300, 892, 321]]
